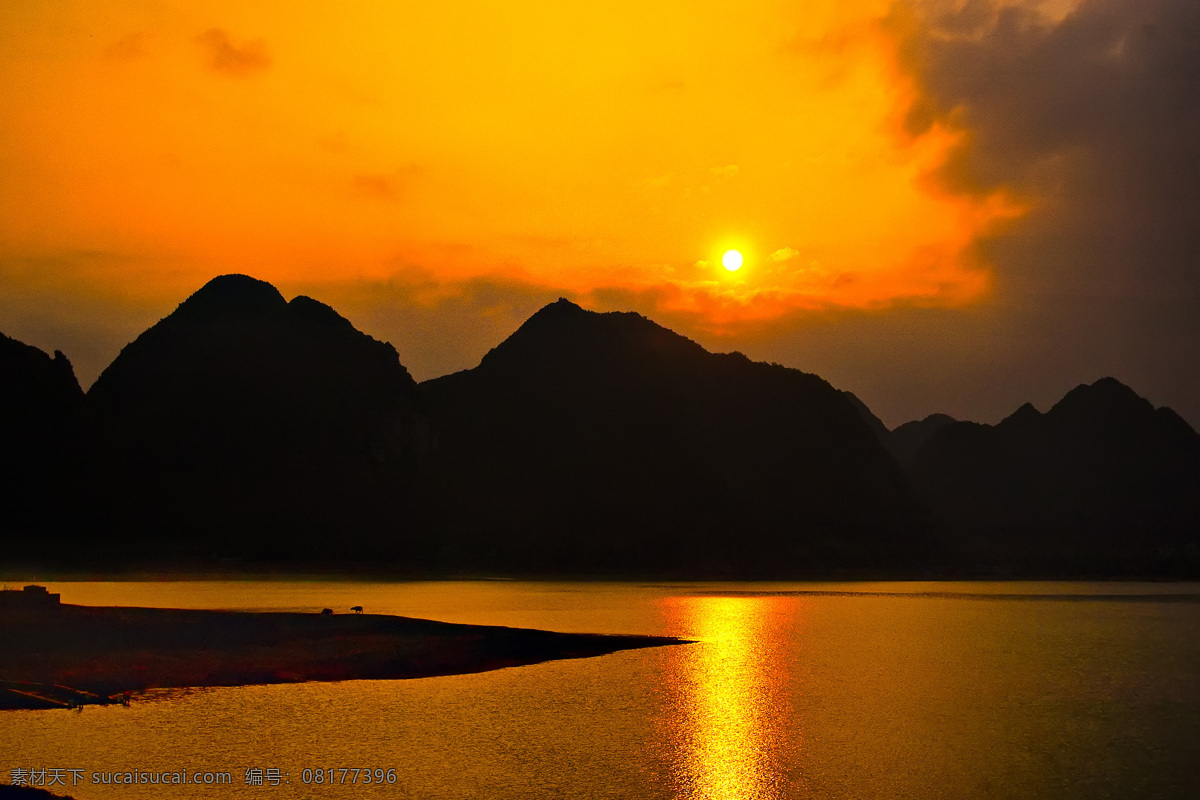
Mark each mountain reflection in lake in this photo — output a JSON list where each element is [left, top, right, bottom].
[[2, 581, 1199, 799]]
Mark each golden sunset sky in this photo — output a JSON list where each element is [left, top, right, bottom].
[[3, 0, 1197, 426]]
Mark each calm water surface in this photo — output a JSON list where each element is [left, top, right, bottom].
[[3, 581, 1200, 799]]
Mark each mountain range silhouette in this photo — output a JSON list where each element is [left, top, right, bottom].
[[2, 275, 1197, 577], [910, 378, 1200, 576], [82, 275, 432, 563], [421, 297, 934, 576]]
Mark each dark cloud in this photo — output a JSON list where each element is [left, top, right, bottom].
[[837, 0, 1200, 425], [902, 0, 1200, 287], [194, 28, 270, 77]]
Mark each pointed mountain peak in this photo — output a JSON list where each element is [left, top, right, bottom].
[[475, 298, 708, 377], [892, 413, 959, 435], [522, 296, 588, 323], [1002, 401, 1043, 426], [89, 274, 421, 410], [887, 412, 959, 466], [172, 274, 287, 321], [287, 294, 358, 333], [0, 332, 84, 407], [1049, 377, 1153, 421], [491, 297, 586, 340]]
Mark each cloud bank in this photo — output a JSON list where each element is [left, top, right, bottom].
[[779, 0, 1200, 422]]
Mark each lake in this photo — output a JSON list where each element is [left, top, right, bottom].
[[3, 581, 1200, 799]]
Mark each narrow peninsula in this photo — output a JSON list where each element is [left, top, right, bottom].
[[0, 587, 682, 710]]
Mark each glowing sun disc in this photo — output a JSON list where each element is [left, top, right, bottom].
[[722, 249, 743, 271]]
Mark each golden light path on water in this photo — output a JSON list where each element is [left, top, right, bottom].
[[660, 595, 799, 800]]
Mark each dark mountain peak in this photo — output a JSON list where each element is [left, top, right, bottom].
[[473, 298, 706, 377], [910, 377, 1200, 576], [1001, 401, 1043, 428], [421, 301, 932, 577], [49, 351, 80, 393], [90, 276, 414, 402], [1049, 377, 1154, 423], [510, 296, 589, 331], [507, 296, 586, 332], [0, 335, 84, 417], [171, 274, 287, 322], [287, 294, 359, 333], [533, 295, 584, 316], [2, 331, 46, 365], [601, 309, 709, 362], [887, 412, 958, 467], [87, 274, 427, 458], [892, 413, 959, 436], [519, 296, 602, 338], [78, 275, 432, 559]]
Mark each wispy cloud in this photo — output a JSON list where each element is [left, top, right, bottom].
[[352, 174, 399, 200], [350, 166, 421, 201], [194, 28, 270, 77], [104, 32, 148, 62]]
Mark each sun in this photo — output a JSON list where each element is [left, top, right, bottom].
[[722, 249, 743, 272]]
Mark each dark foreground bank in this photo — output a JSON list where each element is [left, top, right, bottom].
[[0, 785, 77, 800], [0, 602, 683, 710]]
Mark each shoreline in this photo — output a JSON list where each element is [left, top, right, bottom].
[[0, 603, 685, 711]]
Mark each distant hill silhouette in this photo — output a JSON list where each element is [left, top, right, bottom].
[[910, 378, 1200, 576], [7, 276, 1199, 578], [0, 334, 84, 541], [80, 275, 432, 564], [420, 299, 937, 577], [841, 391, 957, 468], [889, 414, 957, 467]]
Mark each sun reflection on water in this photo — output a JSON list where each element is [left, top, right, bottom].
[[659, 595, 799, 800]]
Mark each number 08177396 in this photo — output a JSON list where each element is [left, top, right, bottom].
[[301, 767, 397, 785]]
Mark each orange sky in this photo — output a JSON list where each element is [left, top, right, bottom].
[[20, 0, 1194, 432], [0, 1, 1025, 326]]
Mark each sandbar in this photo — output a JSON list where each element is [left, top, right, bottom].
[[0, 602, 683, 710]]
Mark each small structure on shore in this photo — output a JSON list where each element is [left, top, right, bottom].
[[0, 585, 61, 610], [320, 608, 333, 615]]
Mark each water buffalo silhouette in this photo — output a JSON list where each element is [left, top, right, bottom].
[[351, 606, 363, 614], [320, 608, 333, 615]]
